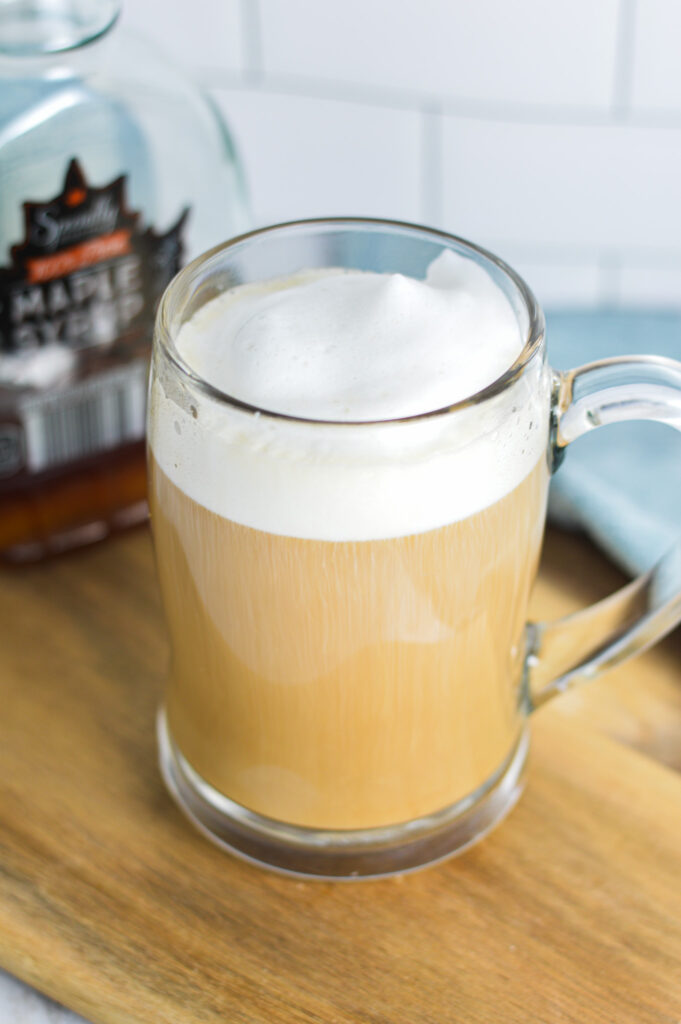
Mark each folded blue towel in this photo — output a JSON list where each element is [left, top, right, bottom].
[[546, 311, 681, 577]]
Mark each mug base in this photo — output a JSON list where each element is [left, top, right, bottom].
[[157, 709, 528, 880]]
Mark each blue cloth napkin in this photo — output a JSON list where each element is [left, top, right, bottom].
[[546, 310, 681, 577]]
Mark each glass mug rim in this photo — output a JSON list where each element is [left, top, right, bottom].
[[155, 216, 546, 427]]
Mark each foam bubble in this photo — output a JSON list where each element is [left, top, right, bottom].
[[150, 250, 550, 540], [175, 250, 523, 421]]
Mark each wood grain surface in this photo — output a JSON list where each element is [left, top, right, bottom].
[[1, 526, 680, 1024]]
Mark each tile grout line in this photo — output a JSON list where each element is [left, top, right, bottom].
[[486, 244, 681, 266], [420, 104, 444, 225], [598, 252, 623, 306], [239, 0, 264, 84], [611, 0, 638, 119], [198, 67, 681, 131]]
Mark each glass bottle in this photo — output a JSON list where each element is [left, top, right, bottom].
[[0, 0, 249, 560]]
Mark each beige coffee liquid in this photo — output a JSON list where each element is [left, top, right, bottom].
[[150, 454, 549, 830]]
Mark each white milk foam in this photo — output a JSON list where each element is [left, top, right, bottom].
[[150, 249, 550, 540]]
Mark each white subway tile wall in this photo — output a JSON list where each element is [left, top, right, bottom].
[[495, 255, 605, 309], [631, 0, 681, 112], [441, 118, 681, 250], [258, 0, 620, 110], [119, 0, 244, 73], [123, 0, 681, 308], [619, 264, 681, 306], [211, 91, 423, 224]]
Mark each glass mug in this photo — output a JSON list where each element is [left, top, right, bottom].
[[148, 219, 681, 878]]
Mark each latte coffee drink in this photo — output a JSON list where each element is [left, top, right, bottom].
[[149, 245, 551, 833]]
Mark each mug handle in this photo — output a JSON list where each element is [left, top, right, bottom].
[[526, 354, 681, 710]]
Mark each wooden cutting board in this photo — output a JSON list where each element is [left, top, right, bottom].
[[1, 526, 680, 1024]]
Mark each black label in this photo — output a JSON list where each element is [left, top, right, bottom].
[[0, 158, 188, 356], [0, 159, 189, 487]]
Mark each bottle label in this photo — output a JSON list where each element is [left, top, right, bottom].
[[0, 158, 189, 482]]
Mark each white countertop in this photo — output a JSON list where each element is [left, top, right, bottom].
[[0, 971, 88, 1023]]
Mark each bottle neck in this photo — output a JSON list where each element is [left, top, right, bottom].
[[0, 0, 120, 57]]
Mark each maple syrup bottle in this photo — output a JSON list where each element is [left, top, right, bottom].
[[0, 0, 249, 560]]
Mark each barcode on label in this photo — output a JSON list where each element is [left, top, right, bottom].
[[20, 361, 147, 472]]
